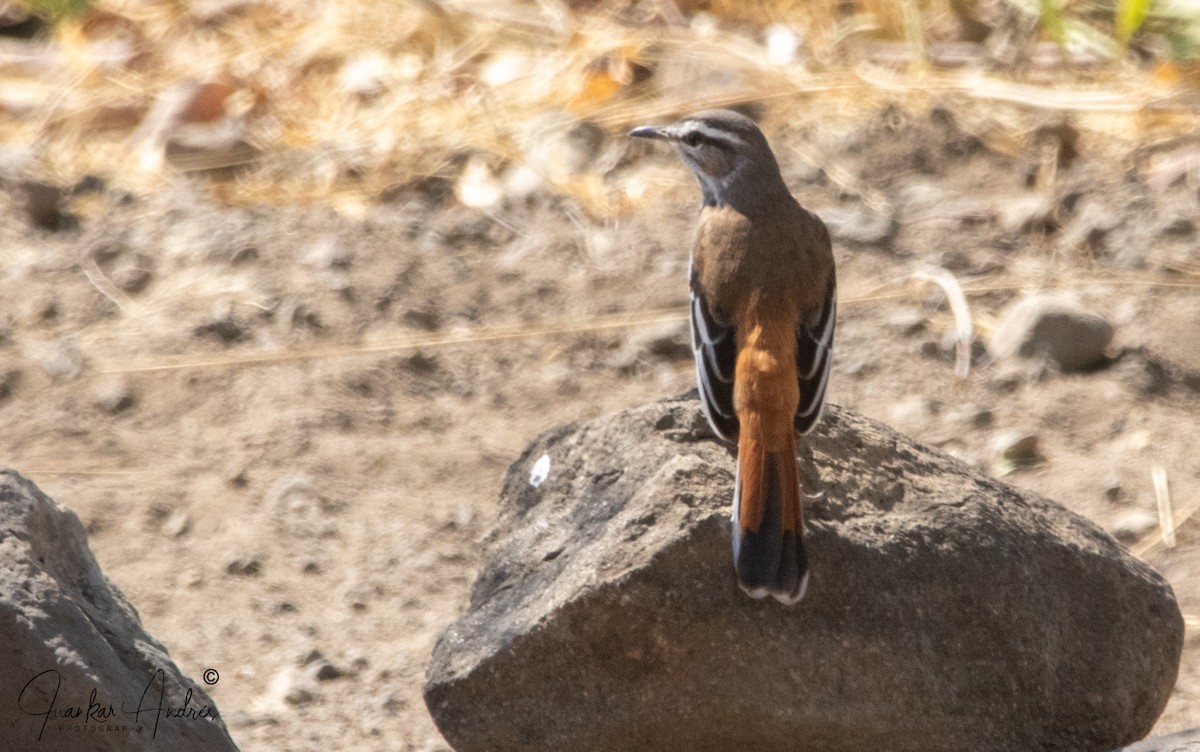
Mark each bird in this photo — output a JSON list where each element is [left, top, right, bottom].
[[630, 109, 836, 604]]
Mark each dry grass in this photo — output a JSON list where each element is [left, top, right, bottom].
[[8, 0, 1200, 384], [3, 0, 1199, 214]]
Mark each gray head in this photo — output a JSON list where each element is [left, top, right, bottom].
[[629, 109, 789, 214]]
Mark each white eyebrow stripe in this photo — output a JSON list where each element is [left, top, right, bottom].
[[685, 122, 743, 148]]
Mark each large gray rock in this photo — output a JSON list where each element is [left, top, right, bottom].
[[425, 395, 1182, 752], [0, 469, 238, 751]]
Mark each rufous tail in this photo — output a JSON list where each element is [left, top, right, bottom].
[[731, 429, 808, 604]]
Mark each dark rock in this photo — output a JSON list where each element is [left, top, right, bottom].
[[16, 180, 76, 231], [989, 294, 1114, 372], [0, 7, 47, 39], [1159, 216, 1194, 237], [194, 314, 248, 344], [71, 174, 106, 194], [424, 396, 1182, 752], [970, 408, 994, 428], [0, 470, 239, 751], [991, 430, 1044, 472], [310, 660, 344, 682], [0, 368, 20, 401], [225, 554, 262, 576]]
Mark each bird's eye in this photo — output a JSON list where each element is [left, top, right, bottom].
[[682, 131, 703, 148]]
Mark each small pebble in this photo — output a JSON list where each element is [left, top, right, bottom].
[[970, 408, 994, 428], [18, 179, 72, 231], [1109, 509, 1158, 544], [1103, 480, 1125, 504], [39, 339, 84, 380], [194, 310, 248, 344], [225, 554, 263, 576], [886, 309, 926, 336], [0, 368, 21, 401], [1160, 216, 1195, 237], [160, 510, 191, 538], [93, 377, 136, 414], [821, 205, 897, 246], [112, 262, 153, 294], [271, 667, 317, 707], [998, 193, 1054, 234], [991, 430, 1044, 472]]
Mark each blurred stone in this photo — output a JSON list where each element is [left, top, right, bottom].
[[1104, 480, 1126, 504], [16, 180, 75, 231], [302, 236, 351, 270], [820, 205, 896, 246], [267, 667, 317, 707], [989, 294, 1114, 372], [991, 430, 1044, 470], [161, 510, 192, 538], [886, 309, 926, 336], [610, 321, 691, 374], [970, 408, 994, 428], [93, 377, 136, 414], [24, 294, 58, 325], [1115, 347, 1200, 397], [1159, 216, 1194, 238], [403, 307, 441, 332], [300, 649, 345, 681], [998, 193, 1055, 234], [339, 52, 390, 99], [38, 339, 84, 380], [0, 368, 20, 401], [1117, 351, 1172, 397], [0, 7, 46, 39], [108, 253, 155, 294], [1109, 510, 1158, 545], [988, 363, 1026, 393], [194, 303, 249, 344], [0, 470, 237, 751], [1056, 200, 1116, 254], [309, 659, 344, 682], [225, 553, 263, 576], [72, 174, 106, 195], [425, 396, 1182, 752]]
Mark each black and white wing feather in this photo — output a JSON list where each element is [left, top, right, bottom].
[[794, 277, 836, 435], [689, 262, 738, 443]]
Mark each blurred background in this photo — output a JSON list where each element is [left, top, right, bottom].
[[3, 1, 1200, 750]]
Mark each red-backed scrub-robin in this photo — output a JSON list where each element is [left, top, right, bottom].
[[631, 109, 836, 604]]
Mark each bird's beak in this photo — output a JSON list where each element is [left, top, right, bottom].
[[629, 125, 671, 141]]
